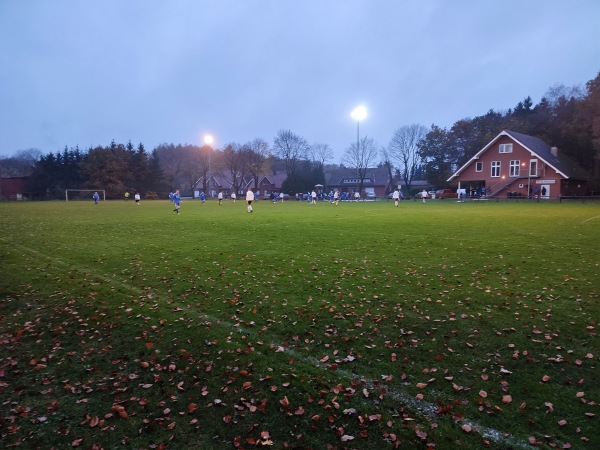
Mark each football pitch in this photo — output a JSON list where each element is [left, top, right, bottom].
[[1, 199, 599, 449]]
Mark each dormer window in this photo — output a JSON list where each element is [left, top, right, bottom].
[[499, 144, 513, 153]]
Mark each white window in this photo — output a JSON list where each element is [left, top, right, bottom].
[[491, 161, 501, 177], [510, 160, 520, 177], [529, 159, 538, 177], [475, 161, 483, 172], [499, 143, 513, 153]]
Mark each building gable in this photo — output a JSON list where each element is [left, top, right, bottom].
[[449, 130, 591, 182]]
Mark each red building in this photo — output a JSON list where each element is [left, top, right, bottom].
[[0, 177, 29, 201], [326, 167, 392, 198], [448, 130, 591, 198]]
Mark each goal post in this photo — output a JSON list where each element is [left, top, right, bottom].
[[65, 189, 106, 201]]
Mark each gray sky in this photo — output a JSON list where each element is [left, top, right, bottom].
[[1, 0, 599, 163]]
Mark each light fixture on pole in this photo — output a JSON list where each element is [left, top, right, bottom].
[[351, 106, 367, 197], [351, 106, 367, 154], [204, 134, 214, 169], [203, 134, 214, 196]]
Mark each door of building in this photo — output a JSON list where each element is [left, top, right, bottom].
[[540, 184, 550, 199]]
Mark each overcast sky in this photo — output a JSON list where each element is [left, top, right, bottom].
[[1, 0, 599, 163]]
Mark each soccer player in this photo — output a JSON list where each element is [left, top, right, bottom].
[[392, 189, 400, 207], [92, 192, 99, 205], [246, 187, 254, 213], [135, 192, 141, 205], [173, 189, 181, 214]]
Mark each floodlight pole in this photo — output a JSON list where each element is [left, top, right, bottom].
[[356, 120, 360, 156]]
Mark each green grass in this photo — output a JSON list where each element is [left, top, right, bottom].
[[1, 198, 598, 449]]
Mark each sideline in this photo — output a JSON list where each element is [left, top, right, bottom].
[[9, 241, 536, 449], [581, 215, 600, 223]]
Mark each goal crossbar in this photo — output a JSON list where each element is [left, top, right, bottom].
[[65, 189, 106, 201]]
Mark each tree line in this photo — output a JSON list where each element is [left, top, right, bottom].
[[11, 133, 330, 200], [2, 71, 599, 198]]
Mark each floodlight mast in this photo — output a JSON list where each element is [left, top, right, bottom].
[[351, 106, 367, 155]]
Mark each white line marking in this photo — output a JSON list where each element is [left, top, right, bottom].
[[10, 242, 535, 449]]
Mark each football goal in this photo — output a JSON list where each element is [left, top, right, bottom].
[[65, 189, 106, 201]]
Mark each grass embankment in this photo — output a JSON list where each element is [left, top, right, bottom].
[[1, 199, 598, 449]]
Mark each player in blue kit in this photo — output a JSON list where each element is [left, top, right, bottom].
[[172, 189, 181, 214]]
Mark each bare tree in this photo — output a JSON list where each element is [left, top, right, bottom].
[[342, 136, 379, 194], [196, 144, 212, 195], [388, 124, 428, 193], [217, 143, 248, 195], [273, 130, 309, 177], [247, 138, 270, 191], [379, 146, 395, 194], [0, 148, 41, 177], [544, 83, 585, 107], [15, 148, 43, 163], [308, 143, 332, 172], [179, 145, 205, 192]]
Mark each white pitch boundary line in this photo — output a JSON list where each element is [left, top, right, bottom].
[[582, 215, 600, 223], [9, 241, 536, 449]]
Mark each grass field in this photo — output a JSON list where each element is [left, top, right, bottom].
[[1, 198, 599, 449]]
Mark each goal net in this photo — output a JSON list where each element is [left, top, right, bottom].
[[65, 189, 106, 201]]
